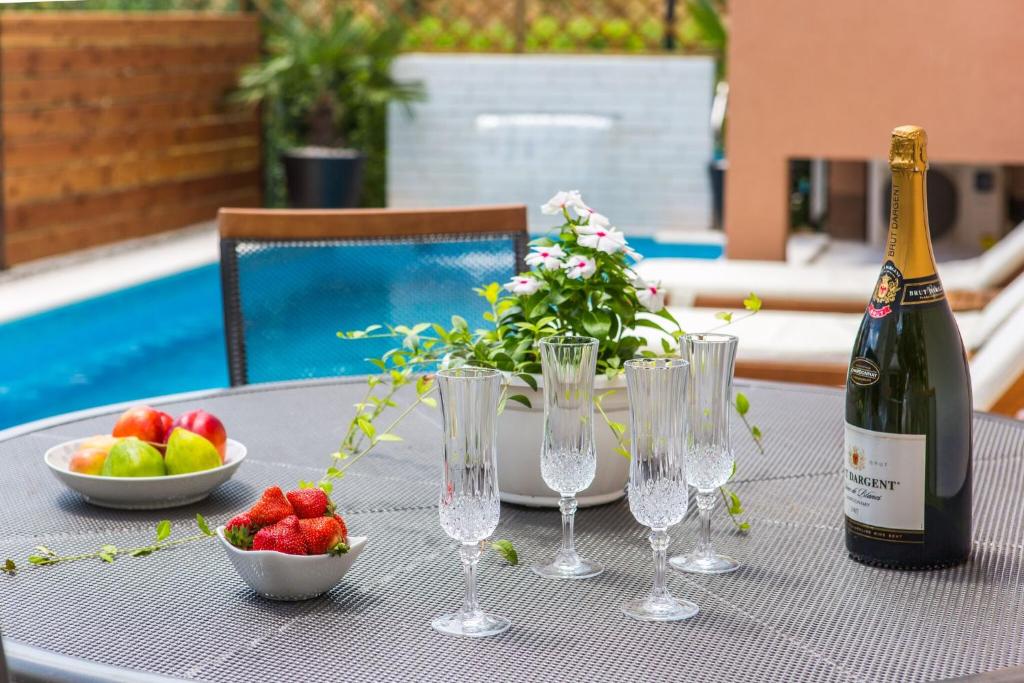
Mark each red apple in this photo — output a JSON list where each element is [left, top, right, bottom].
[[170, 410, 227, 461], [112, 406, 174, 445], [68, 447, 109, 475]]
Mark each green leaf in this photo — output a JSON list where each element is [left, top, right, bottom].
[[196, 514, 213, 537], [738, 522, 751, 532], [421, 397, 438, 408], [614, 446, 631, 459], [28, 555, 56, 566], [581, 311, 611, 340], [515, 373, 538, 391], [376, 433, 403, 442], [155, 520, 171, 543], [506, 394, 531, 408], [130, 547, 156, 557], [743, 292, 763, 312], [318, 480, 334, 495], [451, 314, 468, 330], [357, 417, 376, 439], [491, 539, 518, 566], [34, 546, 55, 556], [326, 466, 343, 479], [298, 480, 314, 489], [608, 421, 626, 435], [3, 559, 16, 575], [735, 392, 750, 416], [751, 425, 762, 439], [715, 311, 733, 323]]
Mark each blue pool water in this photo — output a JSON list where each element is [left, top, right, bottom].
[[0, 237, 721, 429]]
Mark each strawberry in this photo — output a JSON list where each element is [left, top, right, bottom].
[[247, 486, 294, 526], [252, 515, 305, 555], [224, 512, 255, 550], [332, 513, 348, 543], [299, 516, 348, 555], [286, 488, 334, 519]]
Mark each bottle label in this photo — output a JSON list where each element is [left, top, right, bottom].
[[843, 422, 925, 544], [867, 261, 903, 318], [848, 357, 880, 386], [867, 261, 944, 319]]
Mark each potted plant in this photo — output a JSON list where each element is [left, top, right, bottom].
[[324, 191, 762, 522], [234, 4, 423, 208]]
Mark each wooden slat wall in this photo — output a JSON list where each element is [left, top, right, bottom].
[[0, 12, 263, 266]]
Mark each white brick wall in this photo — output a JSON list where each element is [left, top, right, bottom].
[[388, 54, 715, 236]]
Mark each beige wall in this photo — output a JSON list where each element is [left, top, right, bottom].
[[726, 0, 1024, 260]]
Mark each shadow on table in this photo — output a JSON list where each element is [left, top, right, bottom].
[[228, 584, 382, 615]]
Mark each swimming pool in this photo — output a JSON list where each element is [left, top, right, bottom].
[[0, 236, 721, 429]]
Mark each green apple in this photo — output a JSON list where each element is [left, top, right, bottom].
[[101, 437, 166, 477], [164, 428, 222, 475]]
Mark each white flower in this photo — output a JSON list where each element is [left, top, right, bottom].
[[573, 204, 611, 228], [625, 246, 643, 262], [576, 224, 627, 254], [635, 279, 666, 313], [525, 244, 566, 271], [540, 190, 585, 215], [504, 275, 543, 296], [564, 255, 597, 280]]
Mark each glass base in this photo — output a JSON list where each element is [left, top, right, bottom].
[[431, 610, 511, 638], [532, 552, 604, 580], [622, 595, 699, 622], [669, 552, 740, 575]]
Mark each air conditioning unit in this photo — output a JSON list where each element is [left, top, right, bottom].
[[866, 161, 1008, 250]]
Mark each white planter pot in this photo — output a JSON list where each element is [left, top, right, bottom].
[[497, 376, 629, 508]]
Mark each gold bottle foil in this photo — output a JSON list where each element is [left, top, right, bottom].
[[876, 125, 942, 292]]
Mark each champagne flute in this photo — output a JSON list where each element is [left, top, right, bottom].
[[670, 333, 741, 575], [623, 358, 699, 621], [432, 367, 510, 637], [532, 336, 604, 580]]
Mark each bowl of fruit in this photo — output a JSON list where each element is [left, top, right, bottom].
[[217, 486, 367, 601], [45, 406, 246, 510]]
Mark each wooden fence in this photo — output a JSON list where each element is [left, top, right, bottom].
[[0, 12, 262, 266]]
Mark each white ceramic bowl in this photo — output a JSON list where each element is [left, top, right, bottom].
[[45, 438, 247, 510], [216, 526, 367, 600]]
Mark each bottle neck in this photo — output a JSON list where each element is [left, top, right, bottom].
[[885, 169, 938, 279]]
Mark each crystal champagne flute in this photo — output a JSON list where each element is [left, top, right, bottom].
[[623, 358, 699, 621], [670, 333, 741, 575], [432, 367, 510, 637], [532, 336, 604, 580]]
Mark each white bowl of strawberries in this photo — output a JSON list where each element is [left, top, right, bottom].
[[216, 486, 367, 601]]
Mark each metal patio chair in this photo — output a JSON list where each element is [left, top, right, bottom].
[[218, 205, 529, 386]]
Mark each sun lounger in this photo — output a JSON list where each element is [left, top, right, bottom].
[[636, 268, 1024, 415], [637, 220, 1024, 313]]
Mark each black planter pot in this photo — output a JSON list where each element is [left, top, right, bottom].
[[282, 147, 366, 209], [709, 157, 727, 231]]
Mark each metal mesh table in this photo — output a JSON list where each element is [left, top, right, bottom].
[[1, 378, 1022, 682]]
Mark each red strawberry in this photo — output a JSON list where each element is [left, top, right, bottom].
[[332, 513, 348, 543], [224, 512, 255, 550], [247, 486, 294, 526], [252, 515, 305, 555], [299, 517, 348, 555], [286, 488, 334, 519]]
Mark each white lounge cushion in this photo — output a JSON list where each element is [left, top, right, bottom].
[[970, 305, 1024, 412], [638, 308, 981, 365], [638, 220, 1024, 306]]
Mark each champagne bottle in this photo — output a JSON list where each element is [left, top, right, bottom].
[[844, 125, 972, 569]]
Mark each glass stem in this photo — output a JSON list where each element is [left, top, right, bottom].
[[559, 495, 578, 557], [696, 490, 716, 558], [649, 528, 670, 599], [459, 542, 482, 617]]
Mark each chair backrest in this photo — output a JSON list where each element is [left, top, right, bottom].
[[219, 205, 528, 386], [971, 303, 1024, 416]]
